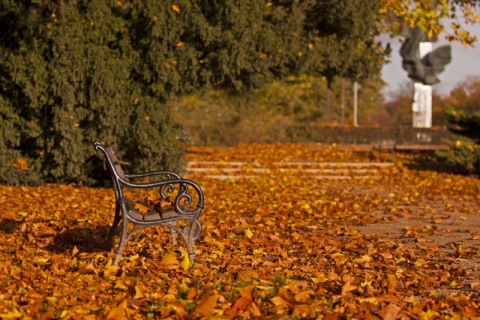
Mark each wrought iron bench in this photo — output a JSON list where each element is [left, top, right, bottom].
[[94, 142, 204, 265]]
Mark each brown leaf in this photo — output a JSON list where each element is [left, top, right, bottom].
[[382, 303, 402, 320]]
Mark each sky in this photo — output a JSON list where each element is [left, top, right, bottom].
[[381, 22, 480, 99]]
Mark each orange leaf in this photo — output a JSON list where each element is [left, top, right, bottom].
[[342, 281, 357, 295], [160, 252, 179, 269], [105, 300, 128, 320], [293, 304, 311, 318], [172, 5, 180, 13], [225, 296, 252, 315], [193, 293, 220, 317], [270, 295, 292, 308], [134, 200, 152, 214]]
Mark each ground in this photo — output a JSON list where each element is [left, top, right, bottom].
[[1, 143, 479, 319]]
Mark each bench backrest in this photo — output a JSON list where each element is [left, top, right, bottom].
[[104, 146, 127, 181], [94, 142, 128, 197]]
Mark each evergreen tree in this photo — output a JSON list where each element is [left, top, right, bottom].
[[436, 78, 480, 174], [301, 0, 387, 122], [0, 0, 388, 184]]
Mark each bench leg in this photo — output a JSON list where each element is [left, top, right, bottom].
[[168, 224, 178, 246], [182, 221, 202, 264], [113, 219, 128, 265], [108, 203, 122, 243]]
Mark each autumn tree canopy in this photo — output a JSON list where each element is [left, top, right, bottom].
[[378, 0, 480, 45]]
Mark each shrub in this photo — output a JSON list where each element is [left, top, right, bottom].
[[436, 109, 480, 175]]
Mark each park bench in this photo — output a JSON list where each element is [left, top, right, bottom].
[[94, 142, 204, 265]]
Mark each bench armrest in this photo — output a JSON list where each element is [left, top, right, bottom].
[[125, 171, 181, 180], [118, 177, 204, 216]]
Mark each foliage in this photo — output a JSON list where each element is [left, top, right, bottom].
[[0, 0, 390, 185], [1, 144, 480, 318], [436, 108, 480, 174], [437, 136, 480, 174], [443, 76, 480, 114], [372, 81, 447, 127], [0, 0, 186, 185], [171, 75, 385, 145], [444, 108, 480, 142], [436, 77, 480, 174], [378, 0, 480, 45]]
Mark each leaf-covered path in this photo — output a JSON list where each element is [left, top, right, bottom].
[[1, 143, 479, 319]]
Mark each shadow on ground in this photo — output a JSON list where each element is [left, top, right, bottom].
[[46, 226, 114, 254], [403, 152, 478, 178], [0, 218, 19, 234]]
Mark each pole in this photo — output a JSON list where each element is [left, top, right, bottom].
[[341, 78, 345, 125], [353, 81, 358, 127]]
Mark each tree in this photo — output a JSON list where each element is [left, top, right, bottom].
[[0, 1, 186, 184], [1, 0, 390, 184], [368, 81, 447, 126], [443, 76, 480, 114], [301, 0, 388, 122], [5, 0, 476, 184]]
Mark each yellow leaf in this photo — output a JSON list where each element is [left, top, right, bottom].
[[134, 286, 144, 299], [0, 308, 22, 319], [47, 296, 57, 303], [178, 281, 189, 293], [33, 257, 50, 265], [358, 297, 379, 305], [72, 245, 79, 257], [181, 253, 191, 271], [244, 226, 253, 239], [104, 264, 119, 279], [115, 281, 128, 290], [18, 211, 28, 217], [172, 4, 180, 13], [129, 253, 140, 261]]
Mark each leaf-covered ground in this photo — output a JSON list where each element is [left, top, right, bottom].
[[1, 143, 479, 319]]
